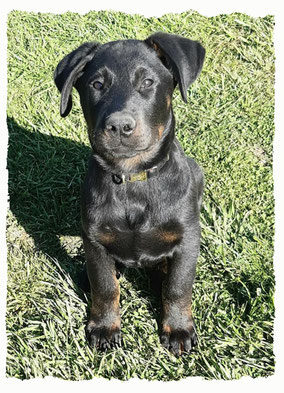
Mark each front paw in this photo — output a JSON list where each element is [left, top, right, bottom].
[[85, 320, 121, 351], [160, 322, 197, 356]]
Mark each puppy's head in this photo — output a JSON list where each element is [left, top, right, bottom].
[[54, 33, 205, 171]]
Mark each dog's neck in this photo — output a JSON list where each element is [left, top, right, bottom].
[[111, 152, 171, 184]]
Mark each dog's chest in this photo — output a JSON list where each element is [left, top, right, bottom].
[[96, 193, 183, 265], [97, 221, 183, 265]]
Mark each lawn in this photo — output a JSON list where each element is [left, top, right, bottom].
[[6, 10, 275, 380]]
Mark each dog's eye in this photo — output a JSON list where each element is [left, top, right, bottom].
[[141, 79, 153, 89], [93, 81, 104, 90]]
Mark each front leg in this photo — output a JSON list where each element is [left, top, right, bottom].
[[83, 233, 121, 350], [160, 234, 199, 356]]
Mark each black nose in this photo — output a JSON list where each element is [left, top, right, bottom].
[[105, 112, 136, 136]]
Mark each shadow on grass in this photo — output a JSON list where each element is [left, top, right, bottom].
[[7, 117, 90, 292], [7, 116, 162, 317]]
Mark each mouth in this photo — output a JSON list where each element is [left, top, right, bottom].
[[109, 144, 152, 158], [100, 133, 154, 158], [91, 122, 160, 161], [92, 127, 164, 173]]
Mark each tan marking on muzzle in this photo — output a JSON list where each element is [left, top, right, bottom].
[[158, 124, 165, 139], [119, 154, 143, 172], [118, 143, 159, 172], [166, 95, 171, 109]]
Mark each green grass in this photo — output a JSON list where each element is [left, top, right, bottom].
[[6, 10, 275, 380]]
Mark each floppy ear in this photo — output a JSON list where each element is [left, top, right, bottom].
[[54, 42, 101, 117], [145, 32, 205, 103]]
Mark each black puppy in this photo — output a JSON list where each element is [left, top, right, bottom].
[[54, 32, 205, 356]]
